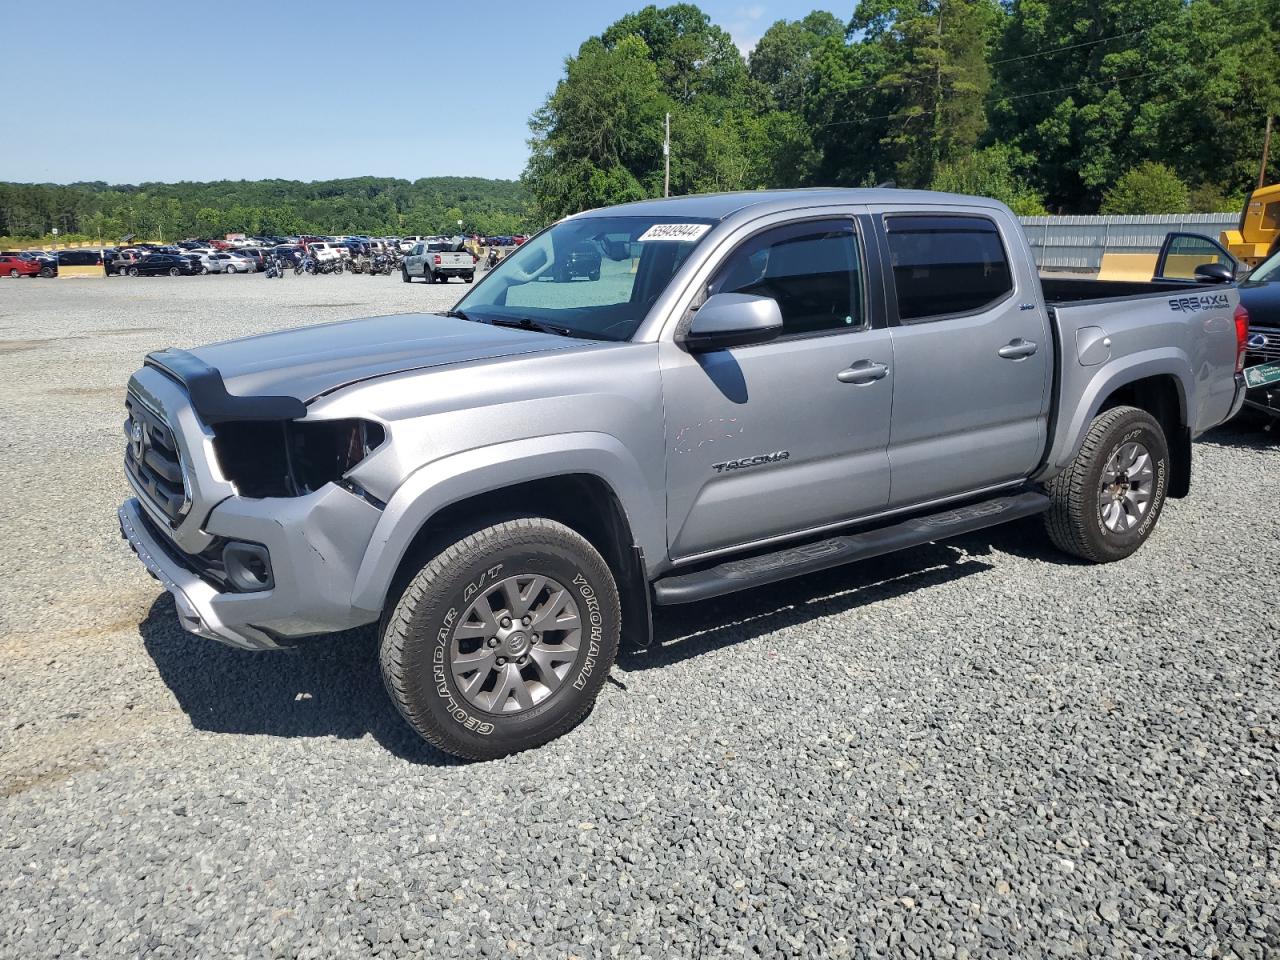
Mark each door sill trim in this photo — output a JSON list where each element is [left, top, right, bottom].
[[669, 479, 1027, 568], [654, 489, 1048, 606]]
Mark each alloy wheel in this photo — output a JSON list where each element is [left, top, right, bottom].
[[1098, 440, 1154, 534], [448, 573, 582, 714]]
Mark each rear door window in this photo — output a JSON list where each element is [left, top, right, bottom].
[[884, 216, 1014, 322]]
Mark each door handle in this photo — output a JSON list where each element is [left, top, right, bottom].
[[998, 338, 1038, 360], [837, 360, 889, 384]]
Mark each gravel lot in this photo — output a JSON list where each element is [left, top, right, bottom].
[[1, 274, 1278, 959]]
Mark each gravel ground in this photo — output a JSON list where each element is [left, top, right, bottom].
[[0, 274, 1278, 959]]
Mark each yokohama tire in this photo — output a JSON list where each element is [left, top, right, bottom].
[[379, 518, 621, 760], [1044, 405, 1170, 563]]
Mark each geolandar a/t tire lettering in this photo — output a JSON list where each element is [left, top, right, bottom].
[[1044, 405, 1170, 563], [378, 518, 621, 760]]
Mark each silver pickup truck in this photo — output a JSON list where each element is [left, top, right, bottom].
[[402, 240, 475, 284], [119, 188, 1248, 759]]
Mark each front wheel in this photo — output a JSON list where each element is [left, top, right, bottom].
[[379, 518, 621, 760], [128, 267, 139, 277], [7, 269, 17, 278], [1044, 405, 1170, 563]]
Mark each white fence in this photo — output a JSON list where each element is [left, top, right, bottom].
[[1017, 214, 1238, 272]]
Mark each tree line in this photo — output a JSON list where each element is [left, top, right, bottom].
[[524, 0, 1280, 221], [0, 177, 531, 246]]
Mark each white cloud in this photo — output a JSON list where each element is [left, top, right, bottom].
[[728, 4, 768, 57]]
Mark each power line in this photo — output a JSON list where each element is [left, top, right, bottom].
[[817, 26, 1161, 113], [817, 69, 1168, 130], [990, 26, 1155, 66]]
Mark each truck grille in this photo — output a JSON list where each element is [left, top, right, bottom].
[[124, 393, 188, 524], [1246, 326, 1280, 365]]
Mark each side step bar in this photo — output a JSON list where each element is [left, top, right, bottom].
[[652, 491, 1049, 606]]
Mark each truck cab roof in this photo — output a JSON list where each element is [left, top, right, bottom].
[[571, 187, 1005, 223]]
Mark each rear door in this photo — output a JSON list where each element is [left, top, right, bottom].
[[874, 210, 1052, 507], [405, 243, 425, 276], [661, 215, 895, 561]]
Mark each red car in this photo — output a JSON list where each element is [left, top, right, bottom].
[[0, 255, 41, 278]]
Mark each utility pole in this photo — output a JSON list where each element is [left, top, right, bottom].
[[663, 112, 670, 198], [1260, 115, 1274, 189]]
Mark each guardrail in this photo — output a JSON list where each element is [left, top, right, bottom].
[[1019, 214, 1239, 272]]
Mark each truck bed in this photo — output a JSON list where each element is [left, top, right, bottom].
[[1040, 276, 1219, 306]]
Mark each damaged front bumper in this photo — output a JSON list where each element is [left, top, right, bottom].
[[119, 484, 384, 651]]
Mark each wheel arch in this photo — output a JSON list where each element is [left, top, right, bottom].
[[351, 436, 661, 646], [1094, 373, 1190, 498], [1041, 353, 1194, 498]]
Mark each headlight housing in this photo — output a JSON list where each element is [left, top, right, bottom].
[[212, 418, 386, 498]]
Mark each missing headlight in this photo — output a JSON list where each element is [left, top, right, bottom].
[[213, 418, 386, 498]]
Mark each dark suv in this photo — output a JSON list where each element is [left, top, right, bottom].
[[555, 242, 602, 282]]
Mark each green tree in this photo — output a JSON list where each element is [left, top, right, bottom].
[[932, 143, 1048, 214], [524, 34, 669, 221], [601, 4, 747, 106], [749, 12, 844, 114], [864, 0, 1004, 187], [1099, 162, 1190, 215], [991, 0, 1185, 211]]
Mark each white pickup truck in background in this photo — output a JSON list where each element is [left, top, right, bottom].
[[402, 240, 475, 284]]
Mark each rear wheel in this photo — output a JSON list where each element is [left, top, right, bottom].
[[7, 269, 17, 278], [464, 273, 474, 283], [379, 518, 621, 760], [1045, 406, 1170, 563], [168, 267, 180, 277]]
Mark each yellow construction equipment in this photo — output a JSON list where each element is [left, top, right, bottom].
[[1220, 183, 1280, 268]]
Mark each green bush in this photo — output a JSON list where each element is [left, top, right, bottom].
[[1100, 163, 1191, 215], [931, 146, 1049, 217]]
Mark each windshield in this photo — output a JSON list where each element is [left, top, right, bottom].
[[454, 215, 715, 341], [1248, 249, 1280, 283]]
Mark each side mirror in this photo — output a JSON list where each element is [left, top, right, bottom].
[[679, 293, 784, 352], [1194, 263, 1235, 284]]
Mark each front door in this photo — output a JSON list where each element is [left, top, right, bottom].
[[1154, 232, 1238, 282], [875, 211, 1052, 507], [661, 218, 894, 561]]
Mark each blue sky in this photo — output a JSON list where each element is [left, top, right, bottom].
[[3, 1, 842, 186]]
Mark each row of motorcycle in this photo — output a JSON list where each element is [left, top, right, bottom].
[[265, 251, 400, 278]]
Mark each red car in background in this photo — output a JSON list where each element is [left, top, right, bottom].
[[0, 255, 41, 277]]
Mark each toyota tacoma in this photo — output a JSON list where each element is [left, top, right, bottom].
[[119, 189, 1249, 759]]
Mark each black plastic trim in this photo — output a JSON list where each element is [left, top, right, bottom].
[[144, 348, 307, 424], [652, 491, 1050, 605]]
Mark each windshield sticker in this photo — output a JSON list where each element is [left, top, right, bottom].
[[637, 223, 711, 243]]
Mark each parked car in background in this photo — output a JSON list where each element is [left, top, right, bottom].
[[555, 242, 602, 282], [272, 244, 303, 266], [206, 252, 253, 274], [306, 242, 345, 264], [1236, 247, 1280, 422], [235, 249, 267, 272], [402, 240, 474, 283], [106, 251, 143, 276], [57, 249, 106, 268], [128, 253, 199, 277], [0, 254, 41, 277], [17, 251, 58, 277]]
